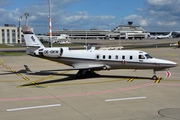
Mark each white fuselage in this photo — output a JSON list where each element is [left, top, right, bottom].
[[33, 47, 177, 71]]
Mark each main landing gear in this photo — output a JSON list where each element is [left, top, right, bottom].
[[76, 69, 100, 78]]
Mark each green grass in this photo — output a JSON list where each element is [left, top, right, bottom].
[[0, 52, 26, 56], [0, 44, 25, 48], [0, 43, 82, 48], [0, 43, 84, 56]]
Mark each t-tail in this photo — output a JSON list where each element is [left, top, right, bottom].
[[22, 25, 64, 58], [21, 25, 45, 56]]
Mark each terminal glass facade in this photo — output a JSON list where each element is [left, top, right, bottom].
[[12, 30, 16, 43], [7, 29, 10, 43], [0, 24, 24, 44], [1, 29, 5, 43]]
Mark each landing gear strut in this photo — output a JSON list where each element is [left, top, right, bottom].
[[152, 70, 158, 80], [152, 70, 162, 81]]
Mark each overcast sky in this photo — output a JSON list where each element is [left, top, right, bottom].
[[0, 0, 180, 33]]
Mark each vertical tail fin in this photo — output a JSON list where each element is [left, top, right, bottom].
[[21, 25, 45, 55], [168, 32, 172, 36]]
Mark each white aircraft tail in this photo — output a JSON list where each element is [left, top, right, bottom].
[[167, 31, 172, 37], [22, 25, 45, 55]]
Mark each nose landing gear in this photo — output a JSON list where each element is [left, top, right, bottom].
[[152, 70, 162, 83]]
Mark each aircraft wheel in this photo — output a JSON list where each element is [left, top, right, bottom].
[[152, 75, 158, 80], [76, 74, 84, 79]]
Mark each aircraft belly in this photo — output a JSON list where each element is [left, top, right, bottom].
[[107, 61, 172, 69], [38, 57, 174, 70]]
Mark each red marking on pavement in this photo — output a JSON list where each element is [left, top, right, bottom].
[[0, 83, 153, 102], [165, 71, 171, 77]]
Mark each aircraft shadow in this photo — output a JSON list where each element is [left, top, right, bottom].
[[0, 70, 60, 76], [0, 70, 27, 76], [1, 69, 152, 87], [20, 73, 152, 87]]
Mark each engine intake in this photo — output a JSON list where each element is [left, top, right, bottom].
[[38, 48, 63, 57]]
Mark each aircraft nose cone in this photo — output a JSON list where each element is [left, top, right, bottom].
[[157, 59, 178, 68], [168, 61, 178, 67]]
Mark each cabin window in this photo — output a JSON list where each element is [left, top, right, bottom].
[[109, 55, 111, 59], [39, 49, 43, 51], [60, 48, 63, 56], [115, 55, 118, 59], [139, 55, 145, 59], [122, 55, 125, 59], [96, 55, 100, 59], [130, 56, 133, 60], [103, 55, 106, 59], [145, 54, 153, 59]]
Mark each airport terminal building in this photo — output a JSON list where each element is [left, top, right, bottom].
[[52, 28, 111, 39], [1, 22, 173, 44], [0, 24, 22, 44], [110, 22, 149, 39], [52, 22, 150, 40], [0, 24, 21, 44], [0, 24, 35, 44]]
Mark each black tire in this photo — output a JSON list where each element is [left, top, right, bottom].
[[152, 75, 157, 80]]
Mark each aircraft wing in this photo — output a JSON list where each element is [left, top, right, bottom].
[[24, 64, 110, 73]]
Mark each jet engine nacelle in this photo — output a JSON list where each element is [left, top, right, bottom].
[[36, 48, 63, 57]]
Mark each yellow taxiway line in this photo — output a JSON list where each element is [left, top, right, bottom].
[[127, 76, 137, 82], [155, 77, 162, 83]]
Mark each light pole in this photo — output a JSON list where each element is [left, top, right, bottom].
[[86, 30, 87, 50], [18, 16, 22, 43], [24, 13, 29, 26], [119, 31, 121, 49], [49, 0, 53, 47]]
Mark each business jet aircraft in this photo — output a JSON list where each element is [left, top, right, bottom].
[[156, 32, 172, 39], [57, 34, 70, 40], [37, 34, 70, 44], [22, 25, 177, 80], [149, 32, 172, 39]]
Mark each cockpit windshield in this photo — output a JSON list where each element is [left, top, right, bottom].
[[145, 54, 153, 59]]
